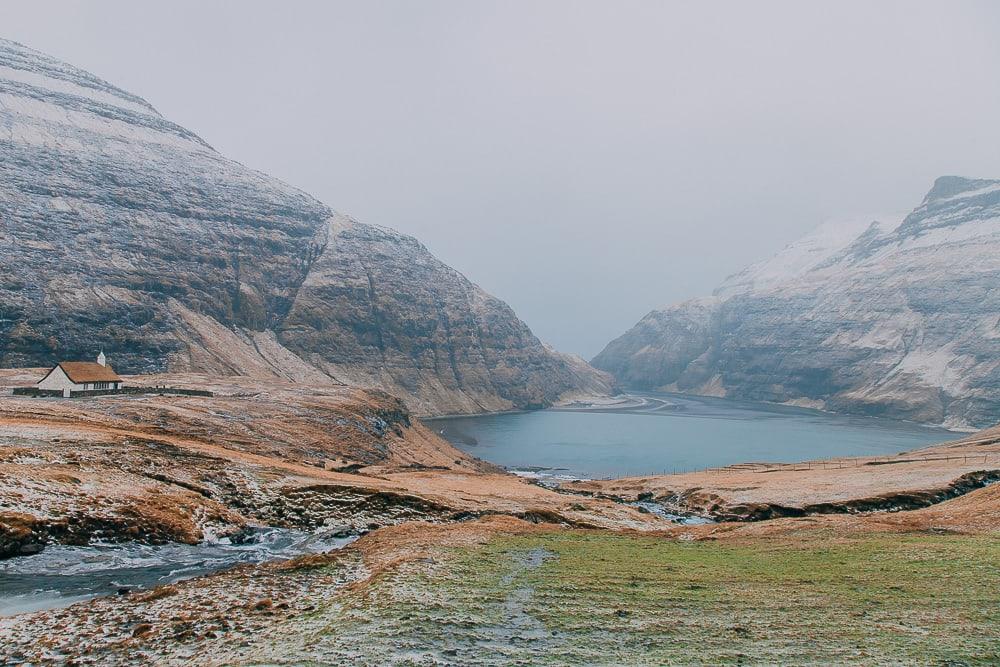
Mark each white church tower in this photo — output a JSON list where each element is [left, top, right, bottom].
[[97, 350, 107, 367]]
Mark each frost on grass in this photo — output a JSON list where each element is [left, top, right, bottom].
[[236, 530, 1000, 665]]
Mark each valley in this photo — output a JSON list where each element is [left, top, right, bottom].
[[1, 371, 998, 664], [0, 371, 656, 562], [1, 26, 999, 667]]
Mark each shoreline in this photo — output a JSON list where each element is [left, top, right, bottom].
[[422, 388, 968, 433], [0, 371, 997, 663], [431, 390, 955, 482]]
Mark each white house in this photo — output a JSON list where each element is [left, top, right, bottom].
[[37, 352, 123, 397]]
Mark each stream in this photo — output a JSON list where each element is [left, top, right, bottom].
[[0, 526, 357, 616]]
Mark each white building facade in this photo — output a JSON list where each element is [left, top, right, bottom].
[[37, 353, 123, 397]]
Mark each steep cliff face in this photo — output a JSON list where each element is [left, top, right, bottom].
[[595, 177, 1000, 429], [274, 216, 612, 414], [0, 38, 609, 414]]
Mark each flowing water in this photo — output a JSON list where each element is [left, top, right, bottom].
[[0, 527, 356, 616], [433, 392, 954, 481]]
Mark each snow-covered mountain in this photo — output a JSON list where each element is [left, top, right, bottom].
[[0, 38, 609, 415], [594, 176, 1000, 429]]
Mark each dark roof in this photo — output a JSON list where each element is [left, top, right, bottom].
[[54, 361, 122, 383]]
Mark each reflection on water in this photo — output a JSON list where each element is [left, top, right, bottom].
[[433, 392, 953, 480], [0, 527, 356, 616]]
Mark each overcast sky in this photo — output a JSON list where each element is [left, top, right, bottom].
[[6, 1, 1000, 357]]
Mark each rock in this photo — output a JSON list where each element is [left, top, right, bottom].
[[131, 623, 154, 638], [595, 176, 1000, 429], [0, 514, 44, 558], [17, 542, 43, 556], [317, 525, 354, 539], [0, 38, 609, 416], [136, 586, 179, 603]]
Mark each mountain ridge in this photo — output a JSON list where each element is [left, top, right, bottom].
[[594, 176, 1000, 429], [0, 37, 610, 415]]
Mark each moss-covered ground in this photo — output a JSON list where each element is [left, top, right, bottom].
[[242, 529, 1000, 666]]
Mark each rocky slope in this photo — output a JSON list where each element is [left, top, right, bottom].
[[0, 371, 656, 557], [595, 176, 1000, 428], [0, 38, 608, 415]]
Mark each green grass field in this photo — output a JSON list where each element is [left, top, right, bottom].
[[250, 530, 1000, 665]]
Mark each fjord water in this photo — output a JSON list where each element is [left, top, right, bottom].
[[433, 393, 952, 480]]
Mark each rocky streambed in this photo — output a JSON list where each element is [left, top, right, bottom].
[[0, 526, 357, 616]]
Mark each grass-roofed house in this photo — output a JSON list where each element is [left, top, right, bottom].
[[37, 352, 123, 397]]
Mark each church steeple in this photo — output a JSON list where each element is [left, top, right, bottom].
[[97, 350, 107, 367]]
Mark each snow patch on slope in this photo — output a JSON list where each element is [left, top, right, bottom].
[[716, 213, 906, 297], [0, 64, 152, 115], [887, 343, 971, 395]]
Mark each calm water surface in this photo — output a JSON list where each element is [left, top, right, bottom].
[[433, 392, 954, 480]]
